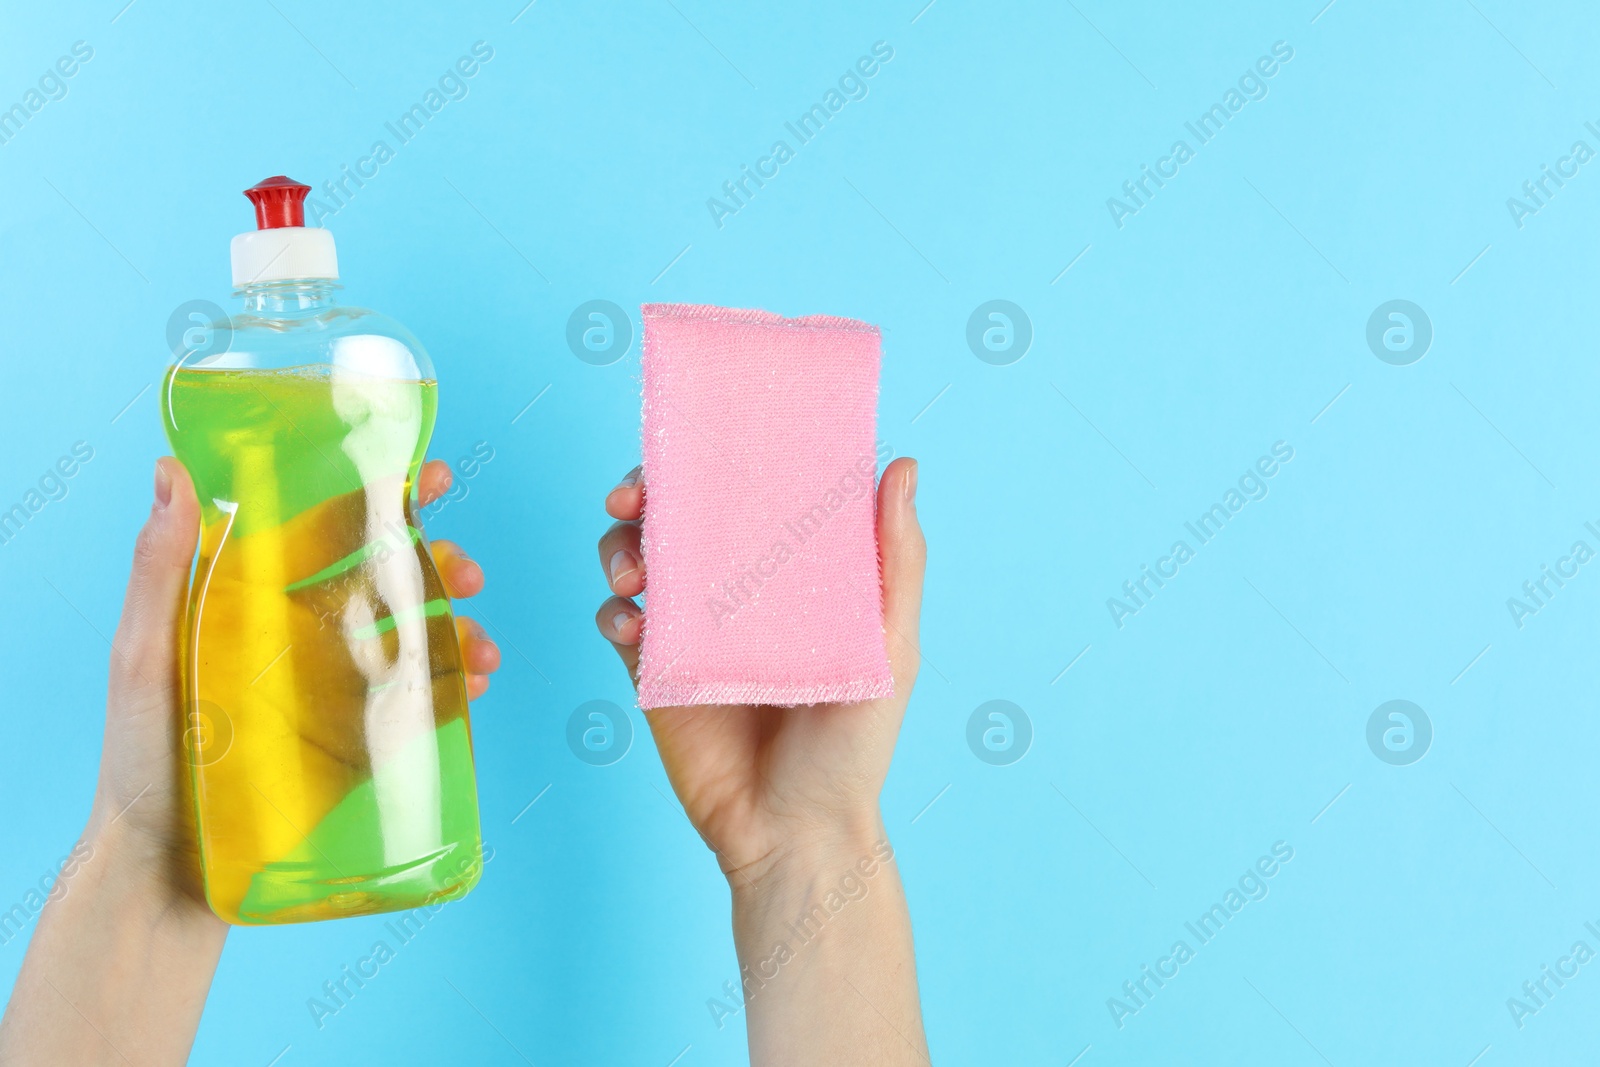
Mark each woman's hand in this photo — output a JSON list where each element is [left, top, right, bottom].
[[594, 457, 930, 1066], [595, 458, 925, 882], [0, 457, 499, 1065]]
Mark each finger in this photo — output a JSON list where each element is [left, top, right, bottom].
[[109, 458, 201, 703], [417, 459, 452, 508], [454, 616, 502, 675], [432, 539, 484, 599], [604, 465, 644, 520], [877, 458, 926, 697], [594, 595, 642, 683], [467, 674, 490, 700], [596, 520, 645, 598]]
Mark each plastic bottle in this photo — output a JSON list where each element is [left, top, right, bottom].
[[162, 176, 483, 925]]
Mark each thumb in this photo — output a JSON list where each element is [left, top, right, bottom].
[[109, 458, 200, 702], [877, 457, 926, 695]]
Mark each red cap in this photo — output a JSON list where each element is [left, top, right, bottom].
[[243, 175, 312, 229]]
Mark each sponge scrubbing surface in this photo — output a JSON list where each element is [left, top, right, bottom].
[[637, 303, 894, 709]]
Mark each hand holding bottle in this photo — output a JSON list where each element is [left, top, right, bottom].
[[0, 457, 498, 1064]]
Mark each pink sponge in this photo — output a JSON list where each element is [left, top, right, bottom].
[[637, 303, 893, 709]]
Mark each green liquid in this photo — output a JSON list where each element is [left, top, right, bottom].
[[163, 364, 482, 925]]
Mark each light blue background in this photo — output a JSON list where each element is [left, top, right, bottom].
[[2, 0, 1597, 1063]]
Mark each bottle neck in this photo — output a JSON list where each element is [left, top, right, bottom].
[[238, 279, 338, 313]]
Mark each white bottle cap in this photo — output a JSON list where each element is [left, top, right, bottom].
[[230, 176, 339, 288], [230, 227, 339, 288]]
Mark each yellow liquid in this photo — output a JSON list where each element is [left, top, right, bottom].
[[163, 364, 482, 925]]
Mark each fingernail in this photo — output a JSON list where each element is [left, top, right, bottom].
[[617, 468, 641, 490], [903, 460, 918, 503], [611, 611, 633, 637], [154, 459, 173, 509], [609, 550, 635, 584]]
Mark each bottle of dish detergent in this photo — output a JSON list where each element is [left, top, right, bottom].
[[162, 176, 483, 925]]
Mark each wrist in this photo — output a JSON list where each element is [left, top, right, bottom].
[[728, 813, 896, 914], [723, 816, 927, 1065], [73, 815, 230, 986], [0, 810, 227, 1065], [81, 804, 222, 936]]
